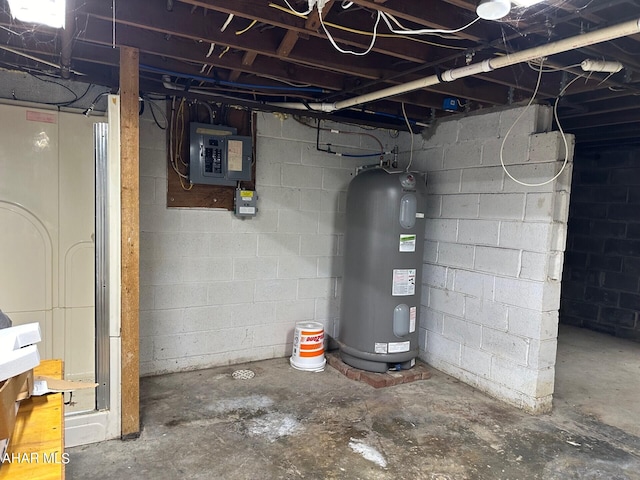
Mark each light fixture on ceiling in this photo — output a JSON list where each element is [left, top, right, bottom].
[[476, 0, 511, 20], [6, 0, 66, 29]]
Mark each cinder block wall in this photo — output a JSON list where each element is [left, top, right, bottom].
[[416, 105, 574, 413], [138, 112, 405, 375], [561, 146, 640, 341]]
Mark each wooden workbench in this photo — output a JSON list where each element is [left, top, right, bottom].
[[0, 359, 65, 479]]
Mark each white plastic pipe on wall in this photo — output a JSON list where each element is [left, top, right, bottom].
[[267, 102, 336, 112], [332, 18, 640, 111]]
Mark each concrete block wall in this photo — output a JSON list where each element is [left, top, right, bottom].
[[138, 112, 405, 375], [415, 105, 574, 413], [561, 146, 640, 341]]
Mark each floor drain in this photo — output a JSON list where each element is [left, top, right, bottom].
[[231, 369, 255, 380]]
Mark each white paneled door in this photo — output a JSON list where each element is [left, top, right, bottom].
[[0, 104, 98, 412]]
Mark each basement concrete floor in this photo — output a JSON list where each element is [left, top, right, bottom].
[[67, 326, 640, 480], [554, 325, 640, 438]]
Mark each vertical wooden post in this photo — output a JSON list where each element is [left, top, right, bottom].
[[119, 45, 140, 439]]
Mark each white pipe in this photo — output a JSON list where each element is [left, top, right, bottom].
[[488, 19, 639, 69], [333, 18, 640, 111], [267, 101, 336, 112], [441, 59, 493, 82], [335, 75, 440, 111], [162, 17, 640, 120]]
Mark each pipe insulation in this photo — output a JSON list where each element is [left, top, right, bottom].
[[333, 18, 640, 111], [581, 59, 624, 73]]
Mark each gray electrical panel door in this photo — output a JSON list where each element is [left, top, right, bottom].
[[189, 122, 252, 186]]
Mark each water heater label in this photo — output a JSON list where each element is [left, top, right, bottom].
[[410, 306, 416, 333], [399, 234, 416, 252], [375, 342, 388, 354], [392, 269, 416, 296], [388, 341, 410, 353]]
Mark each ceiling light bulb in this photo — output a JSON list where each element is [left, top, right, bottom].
[[476, 0, 511, 20]]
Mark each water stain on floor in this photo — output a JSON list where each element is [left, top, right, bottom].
[[69, 358, 640, 480]]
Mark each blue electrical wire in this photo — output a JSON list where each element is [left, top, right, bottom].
[[142, 64, 327, 94], [146, 64, 423, 129]]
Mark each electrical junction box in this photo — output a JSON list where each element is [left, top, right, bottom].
[[189, 122, 253, 186], [235, 189, 258, 218], [442, 98, 459, 112]]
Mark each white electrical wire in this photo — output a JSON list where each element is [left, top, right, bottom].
[[596, 70, 617, 86], [220, 13, 234, 32], [283, 0, 314, 15], [499, 58, 571, 188], [526, 60, 582, 73], [401, 102, 413, 172], [270, 2, 467, 50], [282, 1, 474, 56], [319, 8, 381, 56], [380, 12, 480, 36]]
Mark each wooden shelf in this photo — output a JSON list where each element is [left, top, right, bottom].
[[0, 359, 65, 480]]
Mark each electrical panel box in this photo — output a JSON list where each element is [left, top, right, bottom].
[[189, 122, 253, 186], [235, 189, 258, 218]]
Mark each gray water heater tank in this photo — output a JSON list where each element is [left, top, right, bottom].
[[339, 168, 427, 373]]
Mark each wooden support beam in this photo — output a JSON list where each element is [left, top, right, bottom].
[[119, 45, 140, 440], [233, 50, 257, 82], [276, 30, 299, 57], [83, 0, 434, 64], [276, 0, 333, 57], [60, 0, 75, 78], [227, 70, 242, 82], [241, 50, 257, 66], [305, 0, 333, 31]]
